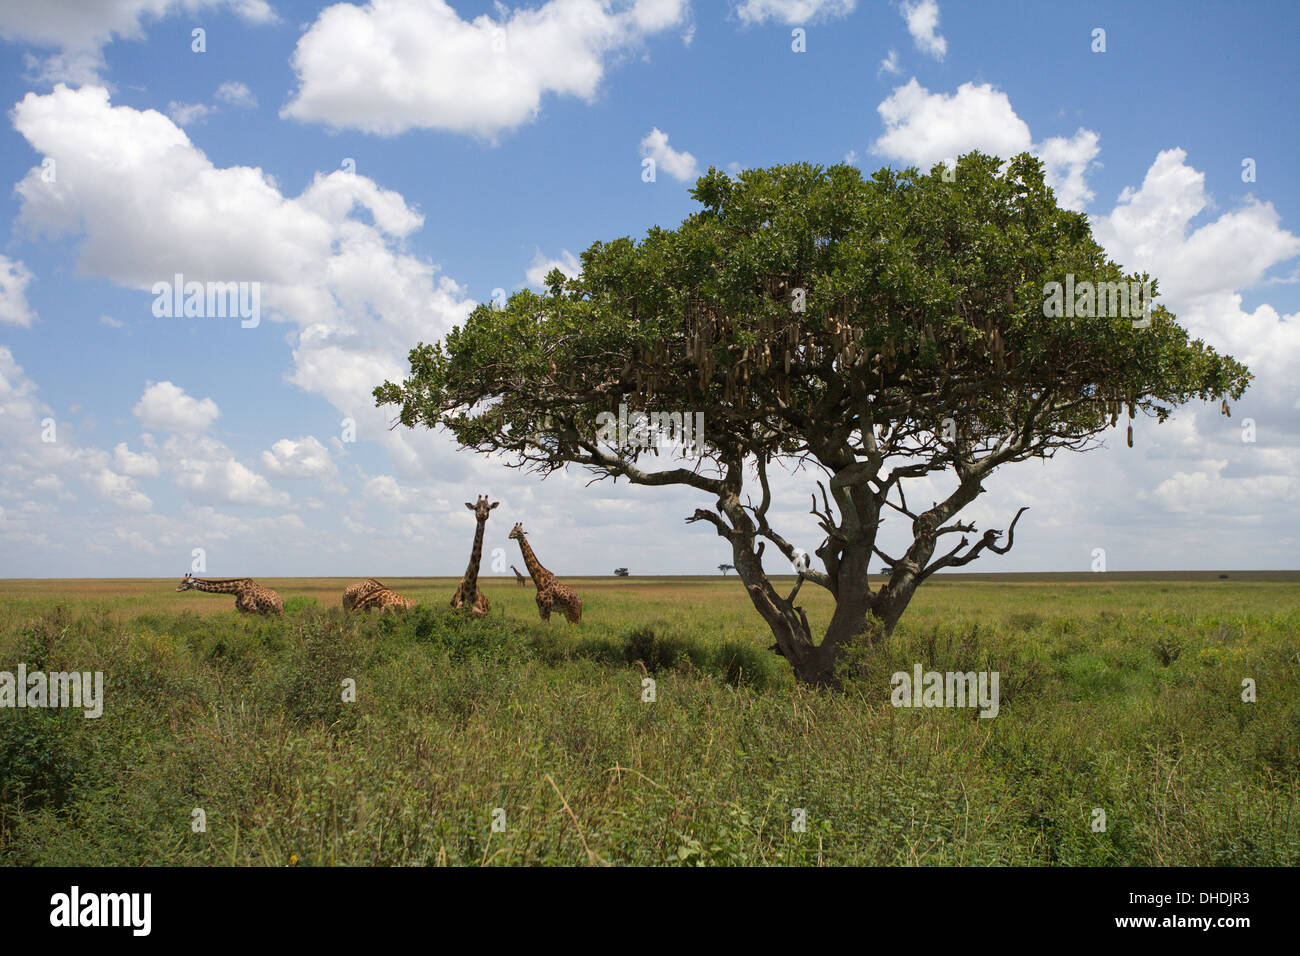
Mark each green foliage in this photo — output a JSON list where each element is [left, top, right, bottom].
[[0, 579, 1296, 866], [376, 155, 1250, 469], [282, 596, 321, 615]]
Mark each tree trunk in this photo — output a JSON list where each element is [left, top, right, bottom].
[[734, 541, 934, 689], [732, 541, 885, 690], [715, 480, 943, 689]]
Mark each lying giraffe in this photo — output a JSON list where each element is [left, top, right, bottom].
[[175, 573, 283, 615], [510, 565, 527, 587], [451, 495, 497, 617], [509, 523, 581, 624], [353, 583, 416, 612], [342, 578, 383, 611], [343, 578, 414, 612]]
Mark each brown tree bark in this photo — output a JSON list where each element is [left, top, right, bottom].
[[687, 460, 1028, 688]]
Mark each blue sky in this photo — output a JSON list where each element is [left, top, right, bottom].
[[0, 0, 1297, 578]]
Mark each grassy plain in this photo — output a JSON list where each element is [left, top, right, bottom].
[[0, 573, 1296, 865]]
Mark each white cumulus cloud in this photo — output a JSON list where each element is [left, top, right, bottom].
[[0, 256, 36, 326], [1092, 148, 1300, 411], [133, 381, 220, 432], [735, 0, 856, 25], [262, 436, 335, 480], [641, 127, 699, 183], [166, 101, 213, 127], [214, 80, 257, 109], [875, 79, 1032, 168], [873, 79, 1101, 210], [158, 434, 288, 507], [282, 0, 688, 138], [525, 250, 582, 289], [1036, 128, 1101, 211], [114, 442, 161, 477], [0, 0, 275, 83], [900, 0, 946, 59], [0, 346, 153, 514]]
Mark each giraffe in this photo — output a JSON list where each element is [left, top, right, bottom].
[[175, 573, 283, 615], [509, 523, 581, 624], [353, 583, 416, 612], [510, 565, 527, 587], [343, 578, 414, 612], [451, 495, 498, 617], [342, 578, 384, 611]]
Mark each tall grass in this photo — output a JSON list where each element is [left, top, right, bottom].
[[0, 579, 1296, 865]]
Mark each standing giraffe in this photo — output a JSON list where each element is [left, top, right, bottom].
[[175, 573, 283, 615], [509, 523, 581, 624], [510, 565, 527, 587], [451, 495, 498, 617]]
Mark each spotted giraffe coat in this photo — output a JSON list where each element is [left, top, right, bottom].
[[451, 495, 497, 617], [176, 574, 284, 615], [509, 523, 582, 624], [352, 585, 416, 612], [342, 578, 385, 611]]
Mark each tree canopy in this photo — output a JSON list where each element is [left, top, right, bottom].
[[376, 153, 1250, 686]]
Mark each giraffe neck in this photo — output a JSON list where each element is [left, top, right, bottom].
[[192, 578, 248, 595], [462, 518, 488, 593], [516, 537, 552, 586]]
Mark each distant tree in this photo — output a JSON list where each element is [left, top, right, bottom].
[[613, 567, 630, 577], [377, 155, 1250, 688], [719, 564, 735, 575]]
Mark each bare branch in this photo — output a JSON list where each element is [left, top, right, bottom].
[[685, 509, 734, 539], [918, 507, 1030, 581], [873, 545, 901, 568]]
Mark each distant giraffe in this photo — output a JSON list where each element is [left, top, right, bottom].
[[353, 583, 416, 612], [451, 495, 498, 617], [175, 573, 283, 615], [342, 578, 384, 611], [509, 523, 581, 624], [343, 578, 414, 612], [510, 565, 527, 587]]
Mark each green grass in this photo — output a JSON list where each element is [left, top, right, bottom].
[[0, 575, 1297, 865]]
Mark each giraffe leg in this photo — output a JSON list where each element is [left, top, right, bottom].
[[472, 591, 490, 617], [536, 593, 552, 622]]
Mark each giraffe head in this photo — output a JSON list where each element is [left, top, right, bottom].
[[176, 572, 196, 592], [508, 522, 526, 541], [466, 495, 499, 523]]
